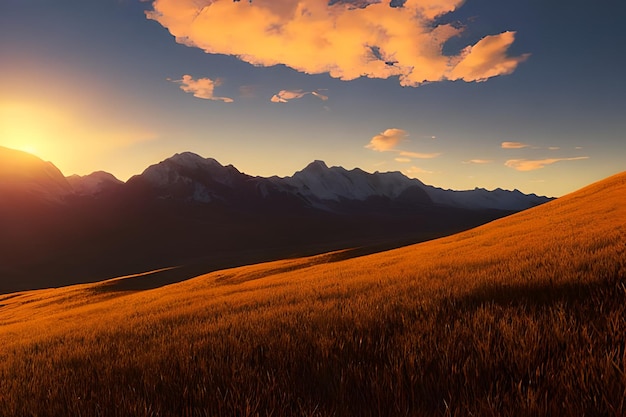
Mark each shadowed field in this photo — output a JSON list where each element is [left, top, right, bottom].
[[0, 172, 625, 416]]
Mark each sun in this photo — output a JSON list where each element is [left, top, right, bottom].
[[1, 123, 44, 157], [0, 101, 54, 158]]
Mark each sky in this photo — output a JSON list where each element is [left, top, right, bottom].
[[1, 0, 625, 197]]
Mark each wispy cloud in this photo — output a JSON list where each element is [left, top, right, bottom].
[[398, 150, 441, 159], [172, 75, 233, 102], [147, 1, 528, 87], [448, 32, 529, 82], [366, 128, 408, 152], [405, 166, 434, 176], [366, 129, 441, 165], [501, 141, 529, 149], [548, 146, 560, 150], [311, 91, 329, 101], [505, 157, 589, 171], [270, 89, 328, 103], [463, 159, 493, 164]]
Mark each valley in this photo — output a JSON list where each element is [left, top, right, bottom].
[[0, 169, 624, 416]]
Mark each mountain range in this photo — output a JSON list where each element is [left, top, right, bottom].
[[65, 150, 549, 211], [0, 146, 552, 293]]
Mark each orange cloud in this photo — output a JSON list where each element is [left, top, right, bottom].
[[505, 157, 589, 171], [173, 75, 234, 102], [405, 166, 434, 176], [398, 150, 441, 159], [463, 159, 493, 164], [501, 141, 529, 149], [147, 0, 528, 86], [366, 128, 408, 151], [270, 89, 329, 103], [448, 32, 530, 82]]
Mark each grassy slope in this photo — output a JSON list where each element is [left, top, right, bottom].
[[0, 172, 625, 416]]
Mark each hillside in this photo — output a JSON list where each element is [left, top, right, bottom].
[[0, 172, 624, 416]]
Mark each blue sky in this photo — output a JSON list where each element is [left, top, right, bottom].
[[1, 0, 625, 196]]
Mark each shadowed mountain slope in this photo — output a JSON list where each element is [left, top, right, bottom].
[[0, 171, 623, 416], [0, 146, 72, 201]]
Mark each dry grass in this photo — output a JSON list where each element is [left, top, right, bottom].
[[0, 172, 625, 416]]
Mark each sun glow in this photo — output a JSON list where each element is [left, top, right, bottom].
[[0, 101, 63, 159], [0, 99, 157, 179]]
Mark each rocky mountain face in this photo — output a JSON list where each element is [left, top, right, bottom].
[[120, 152, 552, 212], [0, 149, 553, 293]]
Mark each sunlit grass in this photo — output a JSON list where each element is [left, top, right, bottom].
[[0, 172, 625, 416]]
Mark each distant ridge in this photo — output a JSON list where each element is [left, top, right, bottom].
[[0, 146, 72, 202], [0, 147, 554, 293], [120, 151, 553, 212], [0, 147, 552, 211]]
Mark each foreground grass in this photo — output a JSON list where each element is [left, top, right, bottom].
[[0, 173, 625, 416]]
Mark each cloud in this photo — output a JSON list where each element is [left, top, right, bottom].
[[548, 146, 560, 150], [395, 157, 411, 163], [147, 0, 528, 87], [270, 89, 329, 103], [173, 75, 234, 102], [398, 150, 441, 159], [405, 166, 433, 176], [501, 141, 529, 149], [311, 91, 329, 100], [505, 157, 589, 171], [447, 32, 530, 82], [366, 128, 408, 151], [463, 159, 493, 164]]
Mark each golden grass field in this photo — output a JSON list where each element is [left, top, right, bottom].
[[0, 172, 625, 416]]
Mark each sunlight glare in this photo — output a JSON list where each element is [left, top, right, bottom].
[[0, 101, 59, 159]]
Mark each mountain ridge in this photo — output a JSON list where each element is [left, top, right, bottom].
[[66, 150, 553, 211], [0, 146, 553, 210], [0, 147, 556, 293]]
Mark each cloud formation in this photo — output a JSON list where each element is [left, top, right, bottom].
[[271, 89, 329, 103], [173, 75, 234, 102], [147, 0, 528, 86], [366, 128, 408, 151], [505, 157, 589, 171], [463, 159, 493, 164], [501, 141, 529, 149], [405, 166, 433, 176], [398, 150, 441, 159]]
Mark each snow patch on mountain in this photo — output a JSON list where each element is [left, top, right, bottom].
[[139, 152, 245, 188], [424, 186, 550, 210], [277, 160, 424, 202], [67, 171, 122, 195], [130, 153, 553, 211]]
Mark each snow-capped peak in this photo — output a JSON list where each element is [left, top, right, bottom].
[[67, 171, 123, 195], [168, 152, 222, 169], [282, 161, 419, 202]]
